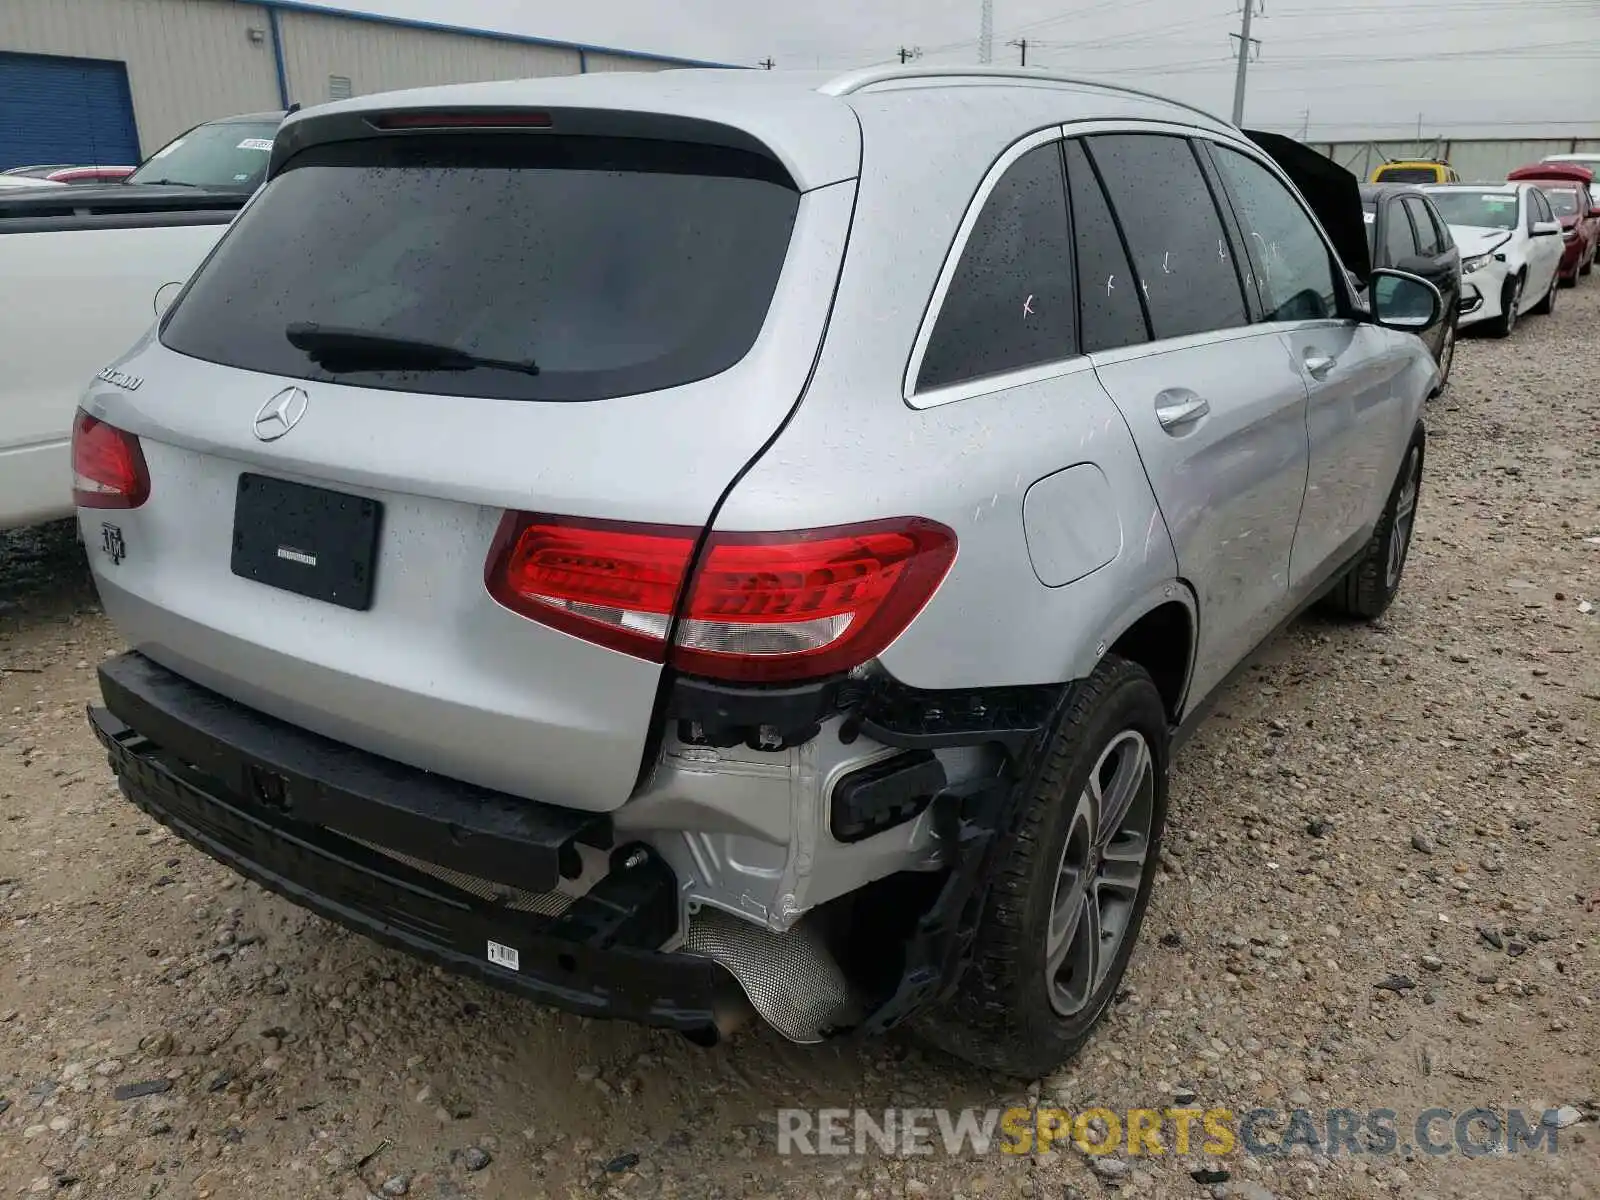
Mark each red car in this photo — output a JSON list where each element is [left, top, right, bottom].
[[1508, 163, 1600, 285]]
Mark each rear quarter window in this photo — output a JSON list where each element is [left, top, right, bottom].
[[916, 141, 1077, 391], [160, 135, 800, 402]]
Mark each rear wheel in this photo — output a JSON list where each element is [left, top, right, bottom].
[[1431, 318, 1456, 397], [1532, 270, 1559, 314], [1488, 274, 1523, 338], [913, 656, 1169, 1077], [1324, 440, 1422, 621]]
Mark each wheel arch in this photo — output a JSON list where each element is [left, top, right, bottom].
[[1095, 584, 1198, 725]]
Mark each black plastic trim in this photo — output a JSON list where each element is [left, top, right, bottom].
[[88, 706, 742, 1034], [96, 652, 609, 894], [830, 749, 947, 843]]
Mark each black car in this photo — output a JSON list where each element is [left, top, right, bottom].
[[1361, 183, 1462, 394]]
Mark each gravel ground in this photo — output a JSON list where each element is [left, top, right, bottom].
[[2, 287, 1598, 1200]]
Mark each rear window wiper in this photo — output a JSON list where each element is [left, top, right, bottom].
[[284, 322, 540, 377]]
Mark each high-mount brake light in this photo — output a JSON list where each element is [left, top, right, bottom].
[[370, 111, 554, 131], [71, 410, 150, 510], [485, 515, 957, 683]]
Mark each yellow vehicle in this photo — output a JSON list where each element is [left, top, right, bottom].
[[1370, 160, 1461, 184]]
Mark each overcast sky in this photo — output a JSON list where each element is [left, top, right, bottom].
[[309, 0, 1598, 140]]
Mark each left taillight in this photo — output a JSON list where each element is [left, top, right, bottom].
[[485, 514, 957, 683], [71, 410, 150, 509]]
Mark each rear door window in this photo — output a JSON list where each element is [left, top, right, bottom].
[[917, 141, 1077, 391], [1403, 198, 1441, 255], [1084, 134, 1248, 340], [1063, 140, 1149, 354], [1384, 202, 1420, 264], [160, 136, 801, 402]]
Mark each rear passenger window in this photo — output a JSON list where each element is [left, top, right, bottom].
[[1083, 134, 1247, 340], [1403, 198, 1440, 255], [1384, 203, 1419, 264], [1209, 146, 1342, 322], [917, 142, 1076, 391], [1063, 140, 1148, 353]]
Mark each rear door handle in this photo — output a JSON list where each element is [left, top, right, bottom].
[[1304, 354, 1337, 379], [1155, 390, 1210, 431]]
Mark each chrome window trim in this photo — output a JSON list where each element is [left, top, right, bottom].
[[902, 124, 1067, 410]]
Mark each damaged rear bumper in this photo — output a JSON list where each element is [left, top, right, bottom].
[[89, 652, 748, 1036]]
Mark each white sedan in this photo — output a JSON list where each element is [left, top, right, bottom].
[[1423, 182, 1565, 337]]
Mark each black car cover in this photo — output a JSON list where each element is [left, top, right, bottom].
[[1244, 129, 1373, 285]]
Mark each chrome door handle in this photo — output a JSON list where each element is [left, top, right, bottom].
[[1304, 354, 1337, 379], [1155, 392, 1210, 431]]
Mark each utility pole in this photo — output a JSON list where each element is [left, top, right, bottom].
[[898, 46, 915, 64], [1298, 107, 1310, 139], [759, 57, 774, 70], [1008, 37, 1028, 66], [979, 0, 994, 64], [1230, 0, 1261, 127]]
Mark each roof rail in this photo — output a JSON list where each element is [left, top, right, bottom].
[[819, 64, 1230, 128]]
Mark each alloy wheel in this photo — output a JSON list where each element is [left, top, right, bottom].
[[1386, 447, 1421, 590], [1045, 730, 1156, 1016]]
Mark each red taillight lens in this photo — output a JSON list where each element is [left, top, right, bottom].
[[485, 515, 957, 683], [485, 516, 696, 662], [71, 410, 150, 509], [673, 520, 957, 683], [370, 110, 553, 130]]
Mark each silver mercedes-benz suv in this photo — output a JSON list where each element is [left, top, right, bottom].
[[76, 65, 1443, 1075]]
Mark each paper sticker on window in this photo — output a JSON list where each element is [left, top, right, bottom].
[[237, 138, 274, 152], [1363, 211, 1375, 224], [233, 173, 250, 182]]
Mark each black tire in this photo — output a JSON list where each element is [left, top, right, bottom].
[[1487, 274, 1522, 338], [1531, 271, 1559, 314], [1324, 438, 1423, 621], [1430, 316, 1456, 397], [912, 655, 1170, 1077]]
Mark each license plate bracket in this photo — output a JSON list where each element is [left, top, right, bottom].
[[230, 473, 382, 611]]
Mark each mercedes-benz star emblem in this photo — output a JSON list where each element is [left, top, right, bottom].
[[253, 387, 309, 442]]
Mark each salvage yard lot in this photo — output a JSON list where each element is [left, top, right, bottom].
[[2, 289, 1598, 1200]]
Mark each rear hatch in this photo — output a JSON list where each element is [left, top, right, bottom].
[[81, 103, 858, 813]]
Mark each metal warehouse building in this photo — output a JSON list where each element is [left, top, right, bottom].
[[0, 0, 727, 169]]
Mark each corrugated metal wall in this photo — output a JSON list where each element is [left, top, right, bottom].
[[1316, 138, 1600, 183], [583, 51, 674, 74], [0, 0, 281, 154], [275, 8, 578, 105]]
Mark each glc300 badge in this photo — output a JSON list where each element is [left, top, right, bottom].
[[95, 366, 144, 392]]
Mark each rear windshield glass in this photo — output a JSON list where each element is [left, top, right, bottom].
[[127, 120, 281, 188], [1375, 167, 1437, 183], [1426, 190, 1519, 231], [159, 136, 800, 402]]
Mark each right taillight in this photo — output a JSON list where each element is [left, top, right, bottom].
[[71, 410, 150, 509], [485, 513, 956, 683]]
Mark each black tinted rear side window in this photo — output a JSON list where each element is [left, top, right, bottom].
[[1403, 197, 1441, 255], [1384, 202, 1419, 264], [160, 136, 800, 402], [1063, 140, 1148, 353], [1084, 135, 1248, 341], [918, 142, 1076, 391]]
